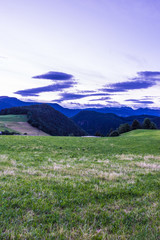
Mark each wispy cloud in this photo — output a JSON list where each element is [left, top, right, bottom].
[[125, 99, 154, 104], [58, 93, 88, 101], [81, 103, 107, 108], [0, 56, 6, 59], [138, 71, 160, 78], [15, 81, 75, 97], [102, 81, 154, 92], [32, 71, 73, 81], [100, 71, 160, 93], [90, 96, 111, 101], [54, 92, 112, 102], [15, 71, 76, 97], [81, 101, 121, 108]]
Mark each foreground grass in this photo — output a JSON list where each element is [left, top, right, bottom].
[[0, 130, 160, 239]]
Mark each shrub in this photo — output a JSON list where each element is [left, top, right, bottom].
[[142, 118, 152, 129], [142, 118, 157, 129], [118, 123, 131, 134], [150, 122, 157, 129], [131, 119, 141, 130], [95, 131, 102, 137], [109, 130, 119, 137]]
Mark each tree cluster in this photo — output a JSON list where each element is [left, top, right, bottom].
[[0, 130, 20, 135], [109, 118, 157, 137]]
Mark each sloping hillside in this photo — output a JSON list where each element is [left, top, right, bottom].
[[5, 122, 49, 136], [0, 104, 86, 136], [0, 114, 49, 136]]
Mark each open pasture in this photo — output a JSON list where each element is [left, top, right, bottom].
[[0, 115, 28, 122], [0, 130, 160, 239]]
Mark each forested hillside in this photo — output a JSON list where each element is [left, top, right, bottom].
[[0, 104, 86, 136], [72, 111, 160, 136]]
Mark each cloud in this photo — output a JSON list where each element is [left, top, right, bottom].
[[58, 93, 88, 101], [138, 71, 160, 78], [32, 71, 73, 81], [90, 93, 111, 96], [102, 80, 154, 92], [125, 99, 154, 104], [15, 81, 75, 97], [90, 96, 111, 101], [81, 103, 107, 108], [81, 101, 122, 108], [15, 71, 77, 97], [100, 71, 160, 93], [0, 56, 6, 59], [105, 100, 122, 105], [68, 102, 109, 108], [54, 92, 112, 102]]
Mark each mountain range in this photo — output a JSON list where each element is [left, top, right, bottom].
[[0, 96, 160, 136], [0, 96, 160, 117]]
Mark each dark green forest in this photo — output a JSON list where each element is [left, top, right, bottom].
[[0, 104, 86, 136], [72, 111, 160, 136]]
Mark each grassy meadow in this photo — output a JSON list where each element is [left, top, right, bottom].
[[0, 130, 160, 239], [0, 115, 28, 122], [0, 123, 18, 133]]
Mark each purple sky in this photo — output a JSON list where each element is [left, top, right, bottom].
[[0, 0, 160, 108]]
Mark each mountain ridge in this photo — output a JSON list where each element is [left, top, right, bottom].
[[0, 96, 160, 117]]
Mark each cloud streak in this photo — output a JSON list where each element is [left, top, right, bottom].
[[32, 71, 73, 81], [125, 99, 154, 104], [102, 80, 154, 92], [100, 71, 160, 93], [54, 92, 112, 102], [15, 71, 76, 97], [90, 96, 111, 101], [15, 81, 75, 97], [138, 71, 160, 78]]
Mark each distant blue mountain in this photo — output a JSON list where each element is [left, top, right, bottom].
[[0, 96, 159, 117]]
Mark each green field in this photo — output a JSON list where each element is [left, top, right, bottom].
[[0, 123, 19, 133], [0, 114, 27, 122], [0, 130, 160, 239]]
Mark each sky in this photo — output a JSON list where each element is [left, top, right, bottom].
[[0, 0, 160, 109]]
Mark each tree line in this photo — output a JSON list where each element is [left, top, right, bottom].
[[109, 118, 157, 137]]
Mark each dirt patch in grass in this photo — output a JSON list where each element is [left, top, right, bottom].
[[136, 162, 160, 170]]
